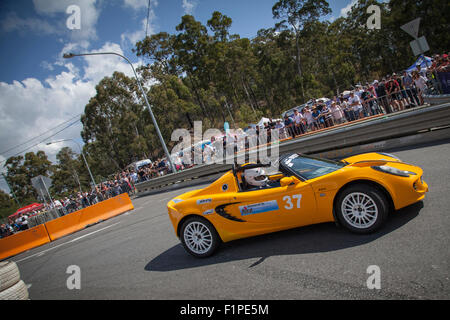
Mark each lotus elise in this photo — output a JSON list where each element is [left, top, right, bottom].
[[167, 152, 428, 257]]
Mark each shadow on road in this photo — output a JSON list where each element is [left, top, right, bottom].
[[145, 201, 424, 272]]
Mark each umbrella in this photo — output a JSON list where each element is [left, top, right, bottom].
[[9, 203, 44, 218]]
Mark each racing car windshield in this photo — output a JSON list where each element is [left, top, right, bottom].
[[281, 154, 346, 180]]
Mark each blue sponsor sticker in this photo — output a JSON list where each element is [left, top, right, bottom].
[[203, 209, 214, 215], [239, 200, 279, 216], [197, 198, 212, 205]]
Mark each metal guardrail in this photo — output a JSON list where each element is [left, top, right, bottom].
[[423, 94, 450, 105], [135, 102, 450, 196]]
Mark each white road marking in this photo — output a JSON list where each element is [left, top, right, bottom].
[[26, 283, 32, 289], [15, 222, 121, 263], [69, 222, 120, 242]]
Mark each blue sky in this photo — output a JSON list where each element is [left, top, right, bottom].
[[0, 0, 356, 193], [0, 0, 354, 83]]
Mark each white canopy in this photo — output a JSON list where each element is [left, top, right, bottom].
[[257, 117, 282, 127]]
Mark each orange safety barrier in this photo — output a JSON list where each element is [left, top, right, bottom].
[[0, 224, 51, 260], [45, 193, 134, 241]]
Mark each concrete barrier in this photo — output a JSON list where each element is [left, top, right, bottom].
[[0, 225, 51, 260], [1, 194, 134, 259], [45, 193, 134, 241]]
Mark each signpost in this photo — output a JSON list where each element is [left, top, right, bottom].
[[401, 18, 430, 57], [31, 175, 53, 205]]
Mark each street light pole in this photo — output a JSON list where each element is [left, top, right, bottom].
[[47, 139, 96, 188], [63, 52, 177, 174]]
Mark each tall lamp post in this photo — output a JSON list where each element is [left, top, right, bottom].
[[63, 51, 177, 173], [47, 139, 96, 188]]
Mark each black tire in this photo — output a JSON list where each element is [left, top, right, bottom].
[[335, 184, 389, 234], [180, 216, 221, 258]]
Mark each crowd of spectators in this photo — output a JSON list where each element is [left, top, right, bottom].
[[0, 171, 137, 238], [277, 57, 449, 140], [0, 213, 30, 238], [2, 55, 448, 239], [134, 158, 178, 182], [427, 53, 450, 94], [131, 56, 449, 180]]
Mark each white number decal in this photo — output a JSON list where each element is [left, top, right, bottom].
[[283, 194, 302, 210], [283, 196, 293, 210]]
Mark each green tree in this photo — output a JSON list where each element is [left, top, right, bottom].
[[272, 0, 332, 100], [4, 151, 52, 205], [50, 147, 87, 197], [0, 189, 19, 220]]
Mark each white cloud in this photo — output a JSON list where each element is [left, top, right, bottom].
[[121, 18, 151, 48], [182, 0, 197, 15], [0, 42, 141, 169], [2, 0, 100, 49], [32, 0, 100, 42], [81, 42, 139, 83], [40, 61, 55, 71], [1, 11, 61, 36], [121, 0, 158, 48], [340, 0, 358, 18], [124, 0, 150, 10]]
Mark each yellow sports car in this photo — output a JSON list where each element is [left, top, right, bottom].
[[167, 152, 428, 257]]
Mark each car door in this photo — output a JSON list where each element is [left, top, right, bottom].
[[226, 179, 317, 231]]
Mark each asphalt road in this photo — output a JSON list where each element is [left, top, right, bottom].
[[9, 139, 450, 300]]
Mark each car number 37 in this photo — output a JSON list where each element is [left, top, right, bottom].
[[283, 194, 302, 210]]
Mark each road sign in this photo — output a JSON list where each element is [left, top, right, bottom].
[[401, 18, 421, 39], [410, 36, 430, 56], [31, 175, 53, 201]]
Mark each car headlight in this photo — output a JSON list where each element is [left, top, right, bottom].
[[372, 165, 416, 177]]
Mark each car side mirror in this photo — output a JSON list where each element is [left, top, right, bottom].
[[280, 177, 295, 187]]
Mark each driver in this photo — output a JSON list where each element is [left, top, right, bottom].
[[243, 167, 279, 190]]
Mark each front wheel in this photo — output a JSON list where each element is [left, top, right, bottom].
[[180, 217, 221, 258], [335, 184, 389, 234]]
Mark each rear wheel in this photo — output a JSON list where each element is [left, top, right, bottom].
[[180, 217, 221, 258], [335, 184, 389, 234]]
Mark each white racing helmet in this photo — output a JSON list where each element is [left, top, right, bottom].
[[243, 167, 268, 187]]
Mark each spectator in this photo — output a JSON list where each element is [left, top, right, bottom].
[[374, 79, 389, 113], [311, 106, 324, 129], [402, 71, 420, 107], [394, 73, 410, 109], [412, 70, 427, 105], [263, 122, 272, 143], [81, 192, 90, 208], [19, 214, 29, 230], [340, 97, 351, 122], [1, 224, 9, 238], [348, 91, 362, 120], [283, 115, 294, 138], [416, 64, 427, 78], [330, 101, 345, 124], [354, 84, 364, 98], [303, 107, 315, 131], [385, 75, 403, 112], [320, 103, 334, 127], [293, 109, 306, 136], [361, 86, 378, 116]]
